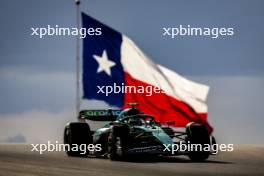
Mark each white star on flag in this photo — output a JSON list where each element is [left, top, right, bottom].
[[93, 50, 116, 76]]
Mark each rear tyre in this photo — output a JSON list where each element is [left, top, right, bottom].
[[186, 123, 210, 161], [108, 125, 130, 160], [64, 122, 93, 157]]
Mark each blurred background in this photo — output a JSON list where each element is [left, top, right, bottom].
[[0, 0, 263, 144]]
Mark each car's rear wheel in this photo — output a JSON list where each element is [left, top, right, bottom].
[[107, 125, 130, 160], [64, 122, 93, 157], [185, 123, 210, 161]]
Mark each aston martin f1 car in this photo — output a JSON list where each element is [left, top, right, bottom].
[[64, 104, 216, 161]]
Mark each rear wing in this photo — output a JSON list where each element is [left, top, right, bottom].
[[79, 110, 122, 121]]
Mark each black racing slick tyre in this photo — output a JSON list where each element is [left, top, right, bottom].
[[186, 123, 211, 161], [64, 122, 93, 157], [108, 125, 130, 161]]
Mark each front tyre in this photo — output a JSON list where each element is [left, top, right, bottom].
[[186, 123, 210, 161], [107, 125, 129, 160]]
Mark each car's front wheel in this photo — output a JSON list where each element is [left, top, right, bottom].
[[185, 122, 211, 161], [107, 125, 130, 160]]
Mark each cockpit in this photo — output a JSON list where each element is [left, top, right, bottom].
[[120, 114, 157, 127]]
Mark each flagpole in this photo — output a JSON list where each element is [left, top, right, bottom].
[[75, 0, 81, 121]]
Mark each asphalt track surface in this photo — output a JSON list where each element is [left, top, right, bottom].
[[0, 144, 263, 176]]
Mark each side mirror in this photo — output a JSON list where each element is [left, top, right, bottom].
[[155, 121, 161, 126]]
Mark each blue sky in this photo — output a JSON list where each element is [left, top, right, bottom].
[[0, 0, 264, 144]]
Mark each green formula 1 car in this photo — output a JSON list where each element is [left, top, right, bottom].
[[64, 104, 216, 161]]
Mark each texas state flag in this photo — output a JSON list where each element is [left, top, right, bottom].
[[82, 13, 213, 133]]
